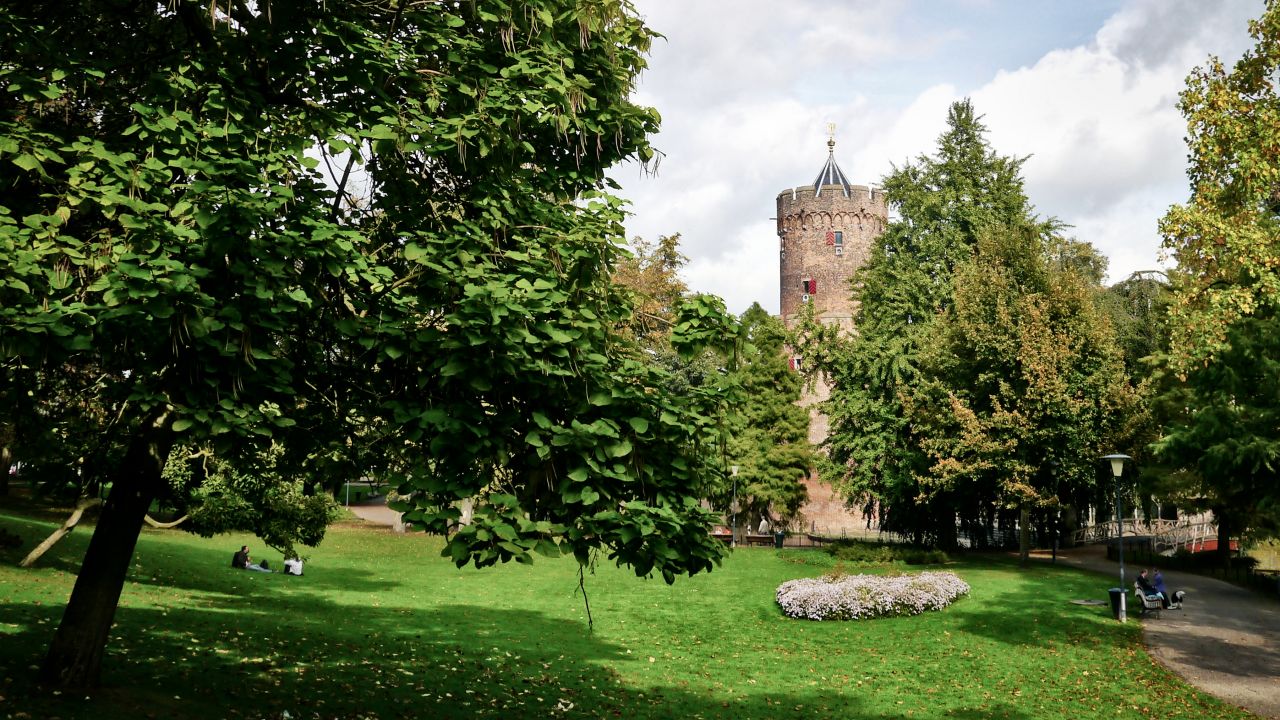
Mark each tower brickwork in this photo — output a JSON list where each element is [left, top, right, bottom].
[[777, 154, 887, 331]]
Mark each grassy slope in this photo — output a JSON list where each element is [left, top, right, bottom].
[[0, 510, 1253, 720]]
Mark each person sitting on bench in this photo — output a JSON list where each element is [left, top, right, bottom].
[[1152, 568, 1183, 609], [1136, 569, 1159, 598]]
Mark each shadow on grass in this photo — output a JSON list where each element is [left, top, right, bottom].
[[943, 556, 1130, 653], [0, 596, 1045, 720], [0, 513, 1119, 720], [0, 535, 1048, 720]]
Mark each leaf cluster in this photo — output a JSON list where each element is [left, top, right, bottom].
[[0, 0, 730, 584]]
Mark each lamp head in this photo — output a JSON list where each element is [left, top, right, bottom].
[[1101, 454, 1132, 479]]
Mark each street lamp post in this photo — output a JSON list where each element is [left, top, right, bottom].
[[730, 465, 739, 548], [1102, 454, 1132, 622]]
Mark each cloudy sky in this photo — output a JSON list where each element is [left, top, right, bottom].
[[611, 0, 1264, 315]]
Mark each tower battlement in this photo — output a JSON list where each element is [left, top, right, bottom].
[[776, 169, 888, 329]]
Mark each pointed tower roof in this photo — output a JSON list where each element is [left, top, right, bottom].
[[812, 131, 853, 198]]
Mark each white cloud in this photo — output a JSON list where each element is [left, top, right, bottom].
[[618, 0, 1263, 313], [967, 0, 1259, 283]]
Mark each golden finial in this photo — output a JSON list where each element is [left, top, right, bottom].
[[827, 122, 836, 152]]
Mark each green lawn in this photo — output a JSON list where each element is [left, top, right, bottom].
[[0, 510, 1254, 720]]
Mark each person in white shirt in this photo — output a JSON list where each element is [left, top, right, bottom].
[[283, 557, 304, 576]]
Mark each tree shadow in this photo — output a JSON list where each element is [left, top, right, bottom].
[[945, 556, 1129, 651], [0, 598, 1049, 720]]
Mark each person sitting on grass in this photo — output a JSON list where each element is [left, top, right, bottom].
[[233, 545, 272, 573], [283, 557, 304, 576]]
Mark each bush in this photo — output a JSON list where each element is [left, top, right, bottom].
[[825, 539, 950, 566], [776, 571, 970, 621]]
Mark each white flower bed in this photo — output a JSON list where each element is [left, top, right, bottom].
[[776, 571, 970, 621]]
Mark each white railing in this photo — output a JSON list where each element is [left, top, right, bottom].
[[1152, 521, 1217, 555], [1073, 518, 1218, 555]]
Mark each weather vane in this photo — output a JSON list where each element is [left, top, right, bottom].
[[827, 122, 836, 151]]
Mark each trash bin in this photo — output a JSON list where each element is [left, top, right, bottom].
[[1108, 587, 1124, 620], [774, 531, 786, 549]]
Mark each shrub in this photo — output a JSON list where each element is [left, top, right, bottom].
[[825, 539, 950, 566], [776, 571, 970, 621]]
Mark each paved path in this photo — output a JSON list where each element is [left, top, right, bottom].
[[1039, 545, 1280, 718], [344, 495, 402, 528]]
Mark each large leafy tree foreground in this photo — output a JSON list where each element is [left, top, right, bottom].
[[0, 0, 730, 689]]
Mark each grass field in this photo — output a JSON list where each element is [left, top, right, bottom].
[[0, 508, 1255, 720]]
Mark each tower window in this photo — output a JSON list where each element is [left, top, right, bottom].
[[834, 231, 843, 247], [801, 278, 818, 294]]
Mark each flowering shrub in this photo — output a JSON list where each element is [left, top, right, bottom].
[[776, 571, 970, 621]]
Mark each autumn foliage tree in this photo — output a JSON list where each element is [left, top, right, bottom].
[[910, 226, 1138, 560], [1155, 1, 1280, 563]]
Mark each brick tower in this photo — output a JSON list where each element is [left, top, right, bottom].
[[778, 133, 888, 533], [777, 134, 887, 331]]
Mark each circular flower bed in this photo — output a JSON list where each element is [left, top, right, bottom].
[[776, 571, 970, 620]]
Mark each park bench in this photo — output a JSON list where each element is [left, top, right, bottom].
[[1133, 584, 1163, 618], [744, 534, 775, 547]]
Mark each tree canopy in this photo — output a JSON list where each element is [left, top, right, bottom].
[[1, 0, 732, 688], [910, 225, 1138, 557], [1154, 1, 1280, 561], [796, 101, 1139, 550], [724, 304, 811, 532], [802, 101, 1044, 544]]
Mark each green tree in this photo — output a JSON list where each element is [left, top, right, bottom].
[[1153, 312, 1280, 565], [1, 0, 731, 689], [1155, 2, 1280, 562], [801, 100, 1049, 545], [910, 225, 1139, 561], [724, 304, 811, 534], [160, 444, 340, 558], [1102, 270, 1171, 378]]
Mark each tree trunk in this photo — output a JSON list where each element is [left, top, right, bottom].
[[1019, 505, 1031, 566], [1216, 514, 1232, 569], [19, 498, 102, 568], [935, 506, 957, 551], [38, 418, 173, 690], [1, 446, 11, 496]]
